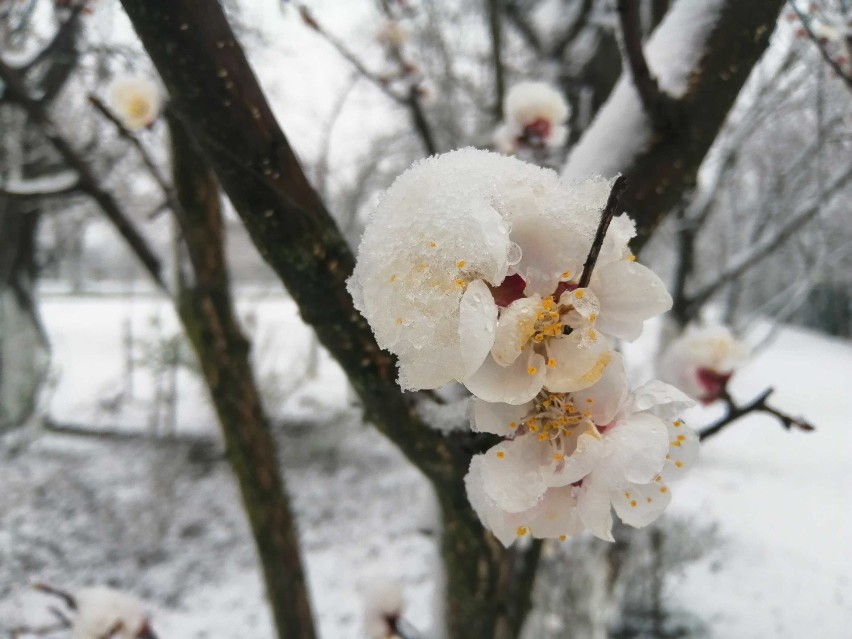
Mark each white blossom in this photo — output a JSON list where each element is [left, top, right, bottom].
[[107, 76, 162, 131], [494, 81, 570, 154], [658, 323, 750, 403], [376, 20, 410, 47], [72, 587, 155, 639], [363, 577, 405, 639], [465, 353, 697, 544], [348, 149, 671, 403]]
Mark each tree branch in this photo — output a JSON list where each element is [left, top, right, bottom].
[[787, 0, 852, 93], [616, 0, 677, 131], [487, 0, 505, 120], [698, 387, 815, 441], [578, 175, 627, 288], [0, 59, 166, 290]]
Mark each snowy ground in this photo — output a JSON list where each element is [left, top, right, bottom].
[[1, 291, 850, 638]]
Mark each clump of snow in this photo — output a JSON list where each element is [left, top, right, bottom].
[[564, 0, 727, 179]]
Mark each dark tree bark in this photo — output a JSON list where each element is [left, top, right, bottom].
[[168, 115, 317, 639]]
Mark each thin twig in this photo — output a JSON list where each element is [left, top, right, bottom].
[[787, 0, 852, 93], [0, 59, 166, 290], [486, 0, 505, 120], [578, 175, 627, 288], [88, 94, 181, 215], [616, 0, 677, 130], [33, 583, 77, 610], [698, 387, 815, 441]]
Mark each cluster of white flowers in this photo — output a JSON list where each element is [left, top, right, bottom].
[[107, 75, 162, 131], [659, 323, 750, 404], [71, 587, 156, 639], [349, 148, 697, 544], [494, 82, 570, 155]]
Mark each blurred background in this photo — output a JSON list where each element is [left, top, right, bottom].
[[1, 0, 850, 637]]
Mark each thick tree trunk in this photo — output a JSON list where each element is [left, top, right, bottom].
[[168, 116, 317, 639]]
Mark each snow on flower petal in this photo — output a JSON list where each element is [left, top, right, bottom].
[[72, 587, 153, 639]]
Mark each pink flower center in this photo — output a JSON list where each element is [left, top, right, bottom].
[[696, 367, 732, 403]]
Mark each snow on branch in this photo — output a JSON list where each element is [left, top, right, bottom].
[[0, 171, 79, 198]]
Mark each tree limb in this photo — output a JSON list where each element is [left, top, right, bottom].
[[787, 0, 852, 93], [698, 387, 815, 441], [616, 0, 677, 131], [0, 59, 166, 290], [487, 0, 505, 120]]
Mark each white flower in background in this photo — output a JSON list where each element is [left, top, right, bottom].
[[494, 81, 570, 154], [363, 577, 406, 639], [72, 587, 156, 639], [465, 353, 697, 545], [658, 323, 750, 403], [348, 149, 671, 404], [107, 76, 162, 131], [377, 20, 410, 47]]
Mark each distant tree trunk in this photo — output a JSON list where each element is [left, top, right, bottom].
[[168, 115, 317, 639]]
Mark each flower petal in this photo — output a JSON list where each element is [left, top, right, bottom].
[[660, 420, 699, 481], [603, 412, 669, 485], [491, 296, 540, 366], [465, 456, 520, 547], [630, 379, 695, 420], [480, 436, 549, 513], [576, 476, 614, 542], [472, 399, 532, 437], [464, 350, 547, 405], [591, 260, 672, 341], [571, 351, 629, 424], [544, 332, 613, 393], [458, 279, 499, 377], [611, 481, 671, 528], [546, 429, 603, 487], [527, 487, 584, 540]]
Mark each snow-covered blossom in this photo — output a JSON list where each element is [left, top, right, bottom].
[[494, 82, 570, 154], [377, 20, 410, 47], [107, 76, 161, 131], [72, 587, 156, 639], [363, 578, 406, 639], [658, 323, 750, 403], [348, 149, 671, 404], [465, 353, 697, 545]]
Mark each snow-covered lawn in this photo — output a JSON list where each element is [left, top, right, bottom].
[[1, 292, 849, 638]]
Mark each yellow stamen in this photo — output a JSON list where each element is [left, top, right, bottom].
[[456, 260, 466, 268], [496, 451, 505, 459], [516, 526, 528, 537], [389, 274, 397, 282], [675, 460, 684, 468], [627, 254, 636, 262], [574, 289, 585, 299], [528, 366, 538, 375], [559, 534, 568, 542], [547, 358, 557, 368]]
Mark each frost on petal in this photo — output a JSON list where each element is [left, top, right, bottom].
[[571, 351, 629, 424], [491, 296, 540, 366], [527, 487, 584, 540], [544, 332, 613, 393], [472, 399, 532, 436], [611, 481, 671, 529], [660, 419, 699, 481], [465, 456, 521, 547], [603, 412, 669, 485], [458, 280, 499, 377], [592, 260, 672, 341], [464, 350, 547, 405], [631, 379, 695, 420], [480, 437, 548, 513], [576, 477, 615, 541], [598, 214, 637, 266]]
